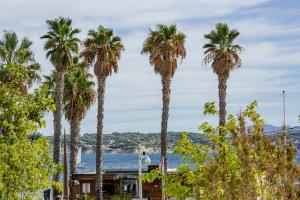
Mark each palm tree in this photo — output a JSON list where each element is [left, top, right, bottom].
[[41, 17, 80, 197], [203, 23, 242, 131], [81, 25, 124, 200], [63, 57, 96, 199], [142, 24, 186, 172], [0, 31, 41, 93]]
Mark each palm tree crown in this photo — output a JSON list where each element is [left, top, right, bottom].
[[141, 24, 186, 77], [203, 23, 242, 76], [81, 25, 125, 77], [0, 31, 41, 91], [41, 17, 80, 72], [64, 57, 96, 122]]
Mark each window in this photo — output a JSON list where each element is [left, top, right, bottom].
[[82, 183, 90, 194], [103, 183, 116, 195], [121, 180, 137, 196]]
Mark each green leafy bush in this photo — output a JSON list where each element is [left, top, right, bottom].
[[143, 101, 300, 200], [79, 195, 95, 200], [111, 194, 132, 200], [0, 84, 61, 199]]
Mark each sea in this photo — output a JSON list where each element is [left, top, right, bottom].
[[76, 153, 300, 173], [77, 153, 182, 173]]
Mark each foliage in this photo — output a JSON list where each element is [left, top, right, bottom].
[[0, 83, 62, 199], [143, 101, 300, 200], [0, 31, 41, 93], [43, 70, 56, 100], [203, 23, 242, 76], [64, 57, 96, 122], [43, 57, 97, 121], [141, 24, 186, 77], [79, 195, 96, 200], [111, 194, 132, 200], [0, 137, 62, 200], [81, 25, 124, 77], [41, 17, 80, 72], [0, 84, 55, 137], [203, 102, 217, 115]]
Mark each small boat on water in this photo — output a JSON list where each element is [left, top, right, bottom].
[[76, 147, 84, 167]]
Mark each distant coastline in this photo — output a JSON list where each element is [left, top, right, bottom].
[[47, 132, 207, 154], [46, 126, 300, 154]]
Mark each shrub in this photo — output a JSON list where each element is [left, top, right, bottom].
[[143, 101, 300, 200]]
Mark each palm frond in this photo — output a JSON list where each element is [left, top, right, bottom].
[[0, 31, 41, 92], [203, 23, 242, 76], [63, 59, 96, 122], [41, 17, 80, 72], [81, 25, 124, 77], [142, 24, 186, 77]]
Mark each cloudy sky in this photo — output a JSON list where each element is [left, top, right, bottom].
[[1, 0, 299, 135]]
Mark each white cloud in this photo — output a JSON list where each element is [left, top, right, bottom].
[[233, 19, 300, 38], [2, 0, 300, 135], [0, 0, 271, 32], [242, 42, 300, 67]]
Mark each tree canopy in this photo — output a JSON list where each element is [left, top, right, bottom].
[[0, 83, 62, 199], [203, 23, 242, 77], [64, 57, 96, 122], [142, 24, 186, 77], [41, 17, 80, 72], [0, 31, 41, 94], [81, 25, 124, 77]]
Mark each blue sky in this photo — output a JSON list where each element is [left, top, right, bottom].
[[0, 0, 299, 135]]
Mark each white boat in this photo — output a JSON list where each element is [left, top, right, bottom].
[[76, 147, 83, 167]]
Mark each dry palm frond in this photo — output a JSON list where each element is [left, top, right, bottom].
[[81, 26, 124, 77], [203, 23, 243, 76], [41, 17, 80, 72], [142, 24, 186, 78], [63, 58, 96, 123]]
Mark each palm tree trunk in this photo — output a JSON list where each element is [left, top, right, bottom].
[[96, 75, 106, 200], [53, 71, 65, 198], [161, 75, 171, 173], [218, 74, 230, 198], [69, 120, 80, 200], [218, 74, 228, 129], [70, 120, 80, 175]]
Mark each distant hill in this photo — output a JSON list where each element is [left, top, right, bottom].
[[46, 132, 209, 154], [264, 124, 283, 133], [46, 127, 300, 154], [248, 124, 286, 134]]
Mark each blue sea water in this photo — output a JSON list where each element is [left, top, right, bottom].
[[76, 153, 300, 173], [77, 153, 184, 173]]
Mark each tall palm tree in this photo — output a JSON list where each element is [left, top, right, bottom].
[[41, 17, 80, 197], [203, 23, 242, 131], [81, 25, 124, 200], [63, 57, 96, 199], [0, 31, 41, 93], [142, 24, 186, 172]]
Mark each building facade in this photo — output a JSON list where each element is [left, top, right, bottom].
[[70, 168, 162, 200]]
